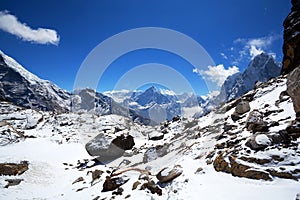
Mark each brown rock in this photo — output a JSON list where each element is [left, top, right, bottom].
[[102, 176, 129, 192], [140, 180, 162, 196], [156, 165, 183, 183], [229, 157, 272, 181], [213, 153, 231, 173], [0, 161, 29, 176]]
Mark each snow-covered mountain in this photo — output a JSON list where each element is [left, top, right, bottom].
[[0, 74, 299, 199], [215, 53, 281, 103], [0, 50, 70, 112]]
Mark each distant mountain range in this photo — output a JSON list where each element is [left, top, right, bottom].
[[0, 50, 281, 124]]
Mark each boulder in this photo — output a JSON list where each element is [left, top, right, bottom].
[[231, 101, 251, 122], [102, 175, 129, 192], [85, 134, 134, 162], [245, 110, 268, 133], [245, 133, 272, 151], [148, 131, 164, 140], [235, 101, 250, 115], [0, 161, 29, 176], [156, 165, 183, 183]]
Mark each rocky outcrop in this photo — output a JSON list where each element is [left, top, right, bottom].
[[215, 53, 281, 104], [0, 51, 70, 112], [283, 0, 300, 118], [282, 0, 300, 74], [213, 154, 272, 181]]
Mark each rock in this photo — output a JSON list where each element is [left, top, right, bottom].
[[213, 154, 272, 180], [267, 169, 298, 181], [245, 133, 271, 151], [245, 110, 268, 133], [230, 100, 251, 121], [0, 161, 29, 176], [213, 153, 231, 173], [91, 169, 103, 185], [296, 192, 300, 200], [111, 134, 135, 150], [85, 134, 134, 162], [140, 180, 162, 196], [143, 145, 169, 163], [102, 175, 129, 192], [229, 157, 272, 181], [72, 177, 84, 185], [286, 122, 300, 140], [235, 101, 250, 115], [132, 181, 141, 190], [4, 179, 23, 188], [268, 130, 291, 145], [112, 187, 124, 195], [148, 131, 164, 140], [195, 167, 204, 174], [287, 67, 300, 116], [281, 0, 300, 74], [156, 165, 183, 183]]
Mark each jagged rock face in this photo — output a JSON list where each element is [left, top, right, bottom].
[[0, 52, 70, 112], [282, 0, 300, 74], [283, 0, 300, 118], [215, 53, 281, 103]]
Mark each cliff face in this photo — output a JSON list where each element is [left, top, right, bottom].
[[282, 0, 300, 74], [283, 0, 300, 118]]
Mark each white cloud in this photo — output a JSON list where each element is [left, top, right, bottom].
[[193, 64, 239, 87], [0, 11, 60, 45], [233, 34, 279, 61]]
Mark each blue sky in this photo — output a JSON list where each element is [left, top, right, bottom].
[[0, 0, 291, 96]]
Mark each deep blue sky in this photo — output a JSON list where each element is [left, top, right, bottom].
[[0, 0, 291, 95]]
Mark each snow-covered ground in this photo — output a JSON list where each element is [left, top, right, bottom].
[[0, 76, 300, 200]]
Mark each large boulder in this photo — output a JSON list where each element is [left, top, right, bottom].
[[85, 134, 134, 162], [245, 133, 272, 151], [245, 110, 268, 133], [156, 165, 183, 183], [231, 100, 250, 121]]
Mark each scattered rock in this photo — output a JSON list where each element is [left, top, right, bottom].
[[72, 177, 84, 185], [156, 165, 183, 183], [102, 176, 129, 192], [0, 161, 29, 176], [195, 167, 204, 174], [76, 187, 88, 192], [91, 169, 103, 185], [112, 187, 124, 195], [140, 180, 162, 196], [132, 181, 141, 190], [4, 178, 23, 188]]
